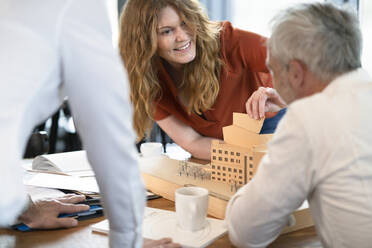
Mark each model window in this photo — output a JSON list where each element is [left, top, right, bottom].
[[236, 152, 240, 156]]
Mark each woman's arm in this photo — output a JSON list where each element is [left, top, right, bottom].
[[157, 115, 220, 160]]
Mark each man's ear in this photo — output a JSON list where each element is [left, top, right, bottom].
[[287, 60, 305, 90]]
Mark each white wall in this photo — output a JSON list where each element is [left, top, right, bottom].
[[230, 0, 370, 75], [230, 0, 324, 37]]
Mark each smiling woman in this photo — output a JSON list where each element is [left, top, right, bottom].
[[156, 6, 196, 69], [119, 0, 283, 160]]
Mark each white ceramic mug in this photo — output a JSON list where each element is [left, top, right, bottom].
[[175, 186, 209, 232], [140, 142, 163, 157]]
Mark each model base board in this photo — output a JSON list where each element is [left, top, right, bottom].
[[139, 155, 313, 234]]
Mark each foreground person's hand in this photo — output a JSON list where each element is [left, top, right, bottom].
[[18, 194, 89, 229], [143, 238, 182, 248]]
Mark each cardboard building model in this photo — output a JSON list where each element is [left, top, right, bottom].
[[207, 113, 273, 189]]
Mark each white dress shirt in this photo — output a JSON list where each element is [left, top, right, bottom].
[[0, 0, 145, 247], [226, 69, 372, 248]]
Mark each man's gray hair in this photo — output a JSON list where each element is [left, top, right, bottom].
[[268, 3, 362, 82]]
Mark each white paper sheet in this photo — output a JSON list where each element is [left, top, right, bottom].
[[32, 150, 94, 177], [92, 207, 227, 248], [23, 172, 100, 193]]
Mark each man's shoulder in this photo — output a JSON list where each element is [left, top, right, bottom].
[[289, 92, 328, 117], [284, 92, 332, 137]]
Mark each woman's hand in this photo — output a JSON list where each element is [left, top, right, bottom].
[[246, 87, 287, 119], [143, 238, 181, 248]]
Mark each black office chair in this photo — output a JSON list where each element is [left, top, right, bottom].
[[23, 131, 49, 158], [23, 101, 82, 158], [24, 101, 170, 158], [135, 122, 173, 153]]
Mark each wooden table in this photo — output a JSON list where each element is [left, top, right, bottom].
[[0, 197, 321, 248]]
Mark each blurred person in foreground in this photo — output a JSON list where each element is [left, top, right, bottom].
[[0, 0, 179, 247]]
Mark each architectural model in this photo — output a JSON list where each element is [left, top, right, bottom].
[[208, 113, 272, 190], [139, 113, 313, 229], [177, 112, 273, 191]]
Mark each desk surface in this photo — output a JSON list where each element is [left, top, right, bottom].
[[0, 197, 321, 248]]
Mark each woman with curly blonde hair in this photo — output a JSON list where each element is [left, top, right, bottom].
[[119, 0, 284, 160]]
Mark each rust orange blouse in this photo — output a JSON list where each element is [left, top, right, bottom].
[[154, 21, 274, 139]]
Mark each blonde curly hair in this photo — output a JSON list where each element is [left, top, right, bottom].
[[119, 0, 223, 139]]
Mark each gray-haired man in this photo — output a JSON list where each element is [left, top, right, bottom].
[[228, 3, 372, 248]]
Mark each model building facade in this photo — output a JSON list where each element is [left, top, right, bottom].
[[209, 113, 272, 187]]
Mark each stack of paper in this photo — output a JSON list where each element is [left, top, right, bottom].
[[24, 172, 100, 193], [22, 151, 98, 194], [32, 150, 94, 177], [24, 151, 159, 198]]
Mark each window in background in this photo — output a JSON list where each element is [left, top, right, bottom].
[[199, 0, 231, 21], [118, 0, 231, 21], [360, 0, 372, 74], [230, 0, 369, 74], [118, 0, 126, 14], [230, 0, 325, 37]]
